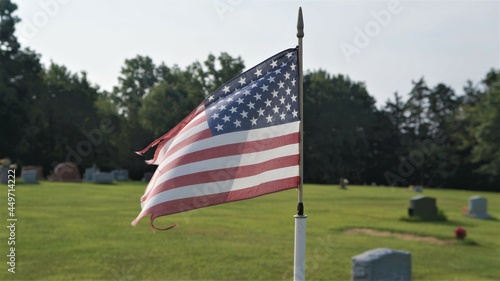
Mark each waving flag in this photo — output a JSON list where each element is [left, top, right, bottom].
[[132, 47, 300, 229]]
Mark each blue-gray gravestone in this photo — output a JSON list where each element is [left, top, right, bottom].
[[93, 172, 113, 184], [112, 169, 129, 181], [83, 167, 99, 182], [413, 185, 423, 192], [468, 196, 490, 219], [408, 196, 437, 219], [352, 248, 411, 281], [21, 170, 38, 183]]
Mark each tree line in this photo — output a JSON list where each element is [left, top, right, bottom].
[[1, 0, 498, 190]]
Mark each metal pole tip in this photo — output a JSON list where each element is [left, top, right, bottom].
[[297, 7, 304, 38]]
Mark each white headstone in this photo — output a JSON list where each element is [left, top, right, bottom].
[[413, 185, 423, 192], [352, 248, 412, 281], [468, 196, 490, 219], [94, 172, 113, 184], [21, 170, 38, 183]]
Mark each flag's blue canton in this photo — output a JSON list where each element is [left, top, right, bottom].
[[205, 48, 299, 136]]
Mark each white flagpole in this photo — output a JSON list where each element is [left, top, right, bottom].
[[294, 7, 307, 281]]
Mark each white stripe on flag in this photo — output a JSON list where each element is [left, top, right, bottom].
[[141, 165, 299, 213], [154, 143, 299, 186], [159, 122, 299, 170]]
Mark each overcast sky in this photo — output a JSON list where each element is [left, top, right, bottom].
[[13, 0, 499, 107]]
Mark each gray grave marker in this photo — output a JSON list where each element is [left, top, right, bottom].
[[467, 196, 491, 219], [112, 169, 129, 181], [413, 185, 423, 192], [408, 196, 437, 219], [83, 167, 100, 182], [21, 170, 38, 183], [352, 248, 412, 281], [94, 172, 113, 184], [22, 166, 44, 180]]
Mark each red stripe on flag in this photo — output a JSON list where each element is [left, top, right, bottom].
[[140, 176, 299, 228], [158, 128, 213, 162], [145, 155, 299, 199], [158, 132, 299, 175]]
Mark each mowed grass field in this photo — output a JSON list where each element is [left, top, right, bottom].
[[0, 181, 499, 281]]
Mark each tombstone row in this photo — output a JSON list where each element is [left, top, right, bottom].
[[408, 185, 423, 192], [407, 195, 491, 220], [9, 162, 132, 184], [351, 197, 491, 281], [83, 167, 129, 184]]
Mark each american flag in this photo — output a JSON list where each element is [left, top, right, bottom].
[[132, 47, 300, 229]]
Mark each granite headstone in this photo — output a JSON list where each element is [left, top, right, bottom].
[[21, 170, 38, 183], [408, 196, 437, 219], [352, 248, 412, 281], [94, 172, 113, 184], [49, 162, 81, 182], [83, 167, 100, 182], [112, 169, 129, 181]]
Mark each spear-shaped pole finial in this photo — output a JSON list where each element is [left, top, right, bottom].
[[297, 7, 304, 39]]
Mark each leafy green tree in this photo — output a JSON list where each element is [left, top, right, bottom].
[[0, 0, 44, 164], [35, 63, 104, 170], [0, 0, 20, 54], [107, 56, 158, 177], [406, 78, 430, 139], [190, 52, 245, 95], [469, 70, 500, 183], [383, 92, 412, 185], [112, 55, 158, 122], [427, 84, 459, 136], [363, 109, 401, 185], [303, 70, 379, 184], [139, 65, 204, 137], [139, 53, 244, 138], [384, 92, 407, 134], [383, 81, 461, 187], [402, 78, 431, 185], [419, 83, 460, 187], [92, 90, 122, 169]]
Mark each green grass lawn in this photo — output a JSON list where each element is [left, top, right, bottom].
[[0, 181, 499, 280]]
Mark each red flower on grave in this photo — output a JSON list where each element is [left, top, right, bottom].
[[455, 227, 467, 239]]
